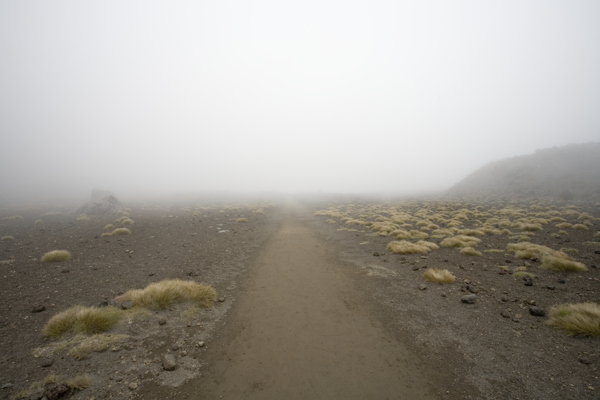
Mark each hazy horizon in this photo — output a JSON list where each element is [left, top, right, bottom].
[[1, 1, 599, 201]]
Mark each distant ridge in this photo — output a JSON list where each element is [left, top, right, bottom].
[[446, 142, 600, 202]]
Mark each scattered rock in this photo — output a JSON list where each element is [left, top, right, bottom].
[[412, 265, 420, 271], [121, 301, 133, 310], [197, 341, 205, 347], [579, 357, 591, 365], [158, 318, 167, 326], [98, 301, 109, 308], [31, 305, 46, 313], [128, 382, 138, 390], [531, 257, 539, 262], [44, 383, 70, 400], [373, 252, 380, 256], [218, 297, 226, 302], [594, 250, 600, 255], [524, 279, 533, 287], [467, 285, 478, 294], [557, 279, 566, 284], [39, 358, 54, 368], [529, 306, 546, 317], [441, 293, 446, 298], [162, 353, 177, 371], [461, 294, 476, 304], [418, 284, 427, 291], [60, 269, 69, 273], [1, 383, 13, 389], [500, 295, 509, 302], [546, 285, 556, 290], [501, 310, 510, 318], [505, 259, 512, 263], [171, 343, 180, 351]]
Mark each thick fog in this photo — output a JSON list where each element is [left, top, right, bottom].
[[1, 1, 599, 201]]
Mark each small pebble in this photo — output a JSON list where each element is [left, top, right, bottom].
[[461, 294, 476, 304], [158, 318, 167, 326], [546, 285, 556, 290], [128, 382, 138, 390], [529, 306, 546, 317], [418, 284, 427, 291]]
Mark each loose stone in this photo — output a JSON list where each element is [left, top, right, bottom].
[[162, 354, 177, 371], [529, 306, 546, 317], [461, 294, 476, 304]]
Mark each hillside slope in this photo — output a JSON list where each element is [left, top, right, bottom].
[[447, 142, 600, 201]]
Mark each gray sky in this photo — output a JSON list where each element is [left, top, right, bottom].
[[1, 1, 599, 199]]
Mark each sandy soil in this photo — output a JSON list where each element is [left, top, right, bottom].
[[1, 196, 599, 400]]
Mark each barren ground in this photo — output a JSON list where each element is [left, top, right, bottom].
[[1, 197, 599, 400]]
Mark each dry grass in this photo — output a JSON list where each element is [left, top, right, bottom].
[[386, 240, 437, 254], [440, 235, 481, 248], [118, 279, 217, 310], [121, 218, 134, 225], [547, 303, 600, 336], [14, 373, 91, 399], [541, 255, 587, 272], [236, 218, 248, 223], [42, 306, 122, 337], [76, 214, 90, 221], [459, 247, 482, 256], [70, 333, 129, 359], [506, 242, 566, 260], [41, 250, 71, 262], [35, 219, 43, 224], [513, 271, 536, 279], [572, 224, 589, 230], [104, 223, 115, 230], [2, 215, 23, 221], [1, 235, 14, 241], [423, 268, 456, 284], [111, 228, 131, 235]]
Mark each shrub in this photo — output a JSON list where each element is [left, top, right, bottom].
[[547, 303, 600, 336], [111, 228, 131, 235], [118, 279, 217, 310], [541, 255, 587, 272], [41, 250, 71, 262], [42, 306, 122, 337], [236, 218, 248, 223], [422, 269, 456, 284], [460, 247, 481, 256], [1, 235, 14, 241]]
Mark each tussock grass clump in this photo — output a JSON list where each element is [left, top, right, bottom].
[[456, 229, 484, 236], [111, 228, 131, 235], [547, 303, 600, 336], [541, 255, 587, 272], [121, 218, 134, 225], [41, 250, 71, 262], [236, 218, 248, 223], [409, 230, 429, 240], [506, 242, 565, 260], [1, 235, 14, 241], [2, 215, 23, 220], [423, 268, 456, 284], [513, 271, 536, 279], [386, 240, 437, 254], [104, 224, 115, 230], [14, 374, 91, 399], [460, 247, 482, 256], [555, 222, 573, 229], [440, 235, 481, 248], [595, 231, 600, 239], [76, 214, 90, 221], [118, 279, 217, 310], [42, 306, 122, 337], [35, 219, 44, 224], [572, 224, 589, 230]]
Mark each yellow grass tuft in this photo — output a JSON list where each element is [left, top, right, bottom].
[[119, 279, 217, 310], [76, 214, 90, 221], [572, 224, 589, 230], [104, 223, 115, 230], [236, 218, 248, 223], [2, 215, 23, 220], [513, 271, 536, 279], [66, 374, 93, 390], [423, 268, 456, 284], [121, 218, 134, 225], [440, 235, 481, 248], [387, 240, 437, 254], [111, 228, 131, 235], [459, 247, 482, 256], [541, 255, 587, 272], [547, 303, 600, 336], [41, 250, 71, 262], [35, 219, 44, 224], [42, 306, 122, 337], [1, 235, 14, 241], [595, 231, 600, 239]]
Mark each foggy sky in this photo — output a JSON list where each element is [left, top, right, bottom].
[[1, 1, 599, 200]]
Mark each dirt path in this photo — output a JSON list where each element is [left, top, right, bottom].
[[183, 207, 439, 399]]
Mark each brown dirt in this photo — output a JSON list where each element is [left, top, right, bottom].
[[1, 197, 599, 400]]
